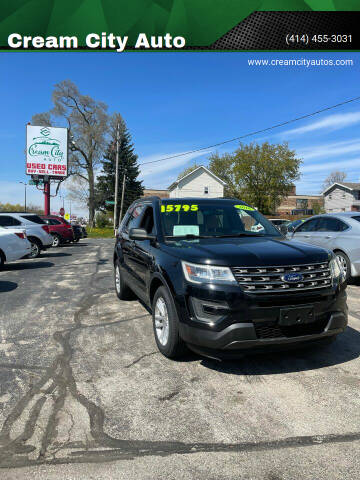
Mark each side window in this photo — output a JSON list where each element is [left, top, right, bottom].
[[296, 218, 319, 232], [20, 215, 45, 224], [317, 217, 348, 232], [0, 216, 14, 226], [124, 204, 145, 232], [50, 219, 62, 225], [0, 216, 21, 226], [140, 206, 155, 234]]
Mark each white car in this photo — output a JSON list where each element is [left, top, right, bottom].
[[0, 213, 53, 258], [0, 227, 31, 267]]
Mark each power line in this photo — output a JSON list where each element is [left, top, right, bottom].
[[139, 96, 360, 166]]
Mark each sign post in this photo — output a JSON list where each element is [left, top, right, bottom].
[[26, 125, 68, 215]]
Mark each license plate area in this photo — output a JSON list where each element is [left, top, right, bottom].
[[279, 305, 314, 326]]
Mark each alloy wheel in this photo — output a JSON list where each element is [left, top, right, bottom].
[[336, 254, 348, 277], [30, 242, 39, 258], [154, 297, 170, 346], [115, 265, 121, 293], [52, 235, 60, 247]]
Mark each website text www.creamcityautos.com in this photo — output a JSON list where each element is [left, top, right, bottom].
[[248, 58, 354, 67]]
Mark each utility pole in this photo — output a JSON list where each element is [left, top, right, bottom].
[[113, 123, 120, 232], [119, 173, 126, 225], [19, 182, 27, 212]]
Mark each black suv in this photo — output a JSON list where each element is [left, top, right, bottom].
[[113, 197, 347, 359]]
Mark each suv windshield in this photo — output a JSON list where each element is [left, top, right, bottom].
[[160, 201, 281, 238]]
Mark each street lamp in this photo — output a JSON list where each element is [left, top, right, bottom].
[[19, 182, 27, 212]]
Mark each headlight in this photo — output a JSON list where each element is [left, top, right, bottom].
[[181, 261, 237, 285], [329, 256, 346, 283]]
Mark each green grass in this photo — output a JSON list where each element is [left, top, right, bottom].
[[87, 227, 115, 238]]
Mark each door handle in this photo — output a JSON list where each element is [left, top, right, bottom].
[[325, 235, 332, 239], [304, 235, 311, 238]]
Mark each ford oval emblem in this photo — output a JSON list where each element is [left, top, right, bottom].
[[282, 273, 303, 283]]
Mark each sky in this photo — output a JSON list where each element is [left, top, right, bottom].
[[0, 51, 359, 217]]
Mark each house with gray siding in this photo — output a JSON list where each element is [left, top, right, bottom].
[[168, 166, 226, 198], [323, 182, 360, 213]]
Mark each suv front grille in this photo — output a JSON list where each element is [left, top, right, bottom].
[[231, 262, 331, 294]]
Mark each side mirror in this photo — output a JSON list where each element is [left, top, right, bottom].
[[287, 225, 295, 233], [129, 228, 155, 241]]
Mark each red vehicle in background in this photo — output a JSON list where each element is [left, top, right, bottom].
[[41, 215, 74, 247]]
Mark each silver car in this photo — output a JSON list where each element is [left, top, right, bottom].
[[288, 212, 360, 279], [0, 213, 53, 258]]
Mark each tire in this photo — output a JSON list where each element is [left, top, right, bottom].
[[51, 234, 61, 248], [27, 237, 41, 259], [114, 260, 135, 300], [0, 251, 5, 269], [335, 251, 351, 281], [73, 238, 80, 243], [152, 286, 187, 359]]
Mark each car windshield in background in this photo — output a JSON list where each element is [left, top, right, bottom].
[[352, 216, 360, 223], [160, 201, 281, 238], [20, 215, 45, 224]]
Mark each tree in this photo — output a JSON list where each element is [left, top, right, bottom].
[[322, 171, 347, 191], [208, 142, 301, 214], [32, 80, 111, 226], [208, 152, 241, 197], [176, 163, 200, 180], [312, 201, 325, 215], [95, 115, 143, 222], [0, 202, 43, 214]]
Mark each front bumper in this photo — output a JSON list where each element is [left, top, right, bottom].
[[176, 282, 348, 355]]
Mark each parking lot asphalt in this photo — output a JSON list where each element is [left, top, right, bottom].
[[1, 238, 360, 479]]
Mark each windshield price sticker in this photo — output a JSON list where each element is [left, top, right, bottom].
[[161, 204, 198, 212], [234, 204, 255, 211]]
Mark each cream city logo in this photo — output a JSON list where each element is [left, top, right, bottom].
[[28, 127, 64, 161]]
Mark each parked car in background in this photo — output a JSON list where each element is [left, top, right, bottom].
[[287, 218, 306, 233], [71, 224, 83, 242], [288, 212, 360, 280], [0, 227, 31, 267], [269, 218, 292, 234], [41, 215, 74, 247], [0, 213, 52, 258], [269, 218, 292, 227]]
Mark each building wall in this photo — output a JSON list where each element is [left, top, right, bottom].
[[324, 186, 356, 213], [277, 195, 324, 215], [169, 169, 224, 198]]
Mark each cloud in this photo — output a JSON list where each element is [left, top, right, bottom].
[[301, 157, 360, 173], [138, 149, 213, 188], [283, 111, 360, 136], [298, 138, 360, 160]]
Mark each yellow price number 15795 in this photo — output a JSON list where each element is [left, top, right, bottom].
[[161, 204, 198, 213]]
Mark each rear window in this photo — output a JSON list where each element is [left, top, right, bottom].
[[352, 216, 360, 223], [21, 215, 45, 224]]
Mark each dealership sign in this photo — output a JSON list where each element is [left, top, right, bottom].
[[26, 125, 68, 178]]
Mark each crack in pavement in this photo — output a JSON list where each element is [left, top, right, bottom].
[[124, 351, 158, 368], [2, 242, 360, 470]]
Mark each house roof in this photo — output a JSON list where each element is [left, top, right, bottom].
[[168, 165, 227, 191], [322, 182, 360, 195]]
